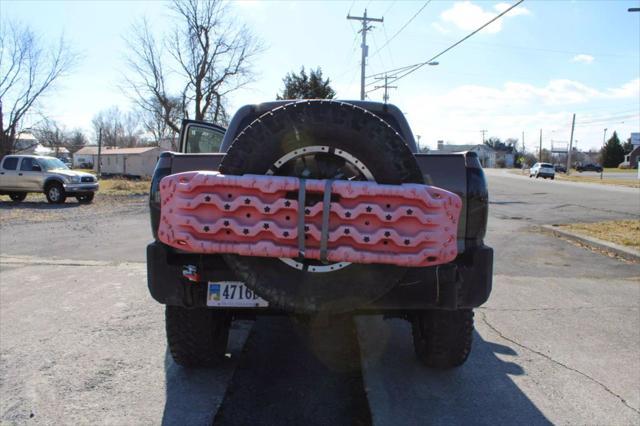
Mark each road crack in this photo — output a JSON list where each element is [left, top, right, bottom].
[[479, 311, 640, 415]]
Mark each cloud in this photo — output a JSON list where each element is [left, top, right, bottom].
[[572, 54, 595, 64], [437, 1, 530, 34], [434, 79, 604, 110], [606, 78, 640, 98], [397, 78, 639, 151]]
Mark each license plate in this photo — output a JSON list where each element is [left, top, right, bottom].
[[207, 281, 269, 308]]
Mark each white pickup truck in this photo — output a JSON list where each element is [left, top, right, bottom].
[[0, 155, 99, 203]]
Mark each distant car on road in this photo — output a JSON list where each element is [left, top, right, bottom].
[[530, 162, 555, 179], [0, 155, 99, 204], [576, 163, 603, 173], [554, 164, 567, 173]]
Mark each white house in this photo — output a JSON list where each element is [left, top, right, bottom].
[[73, 146, 162, 177], [73, 146, 99, 167], [435, 141, 496, 168]]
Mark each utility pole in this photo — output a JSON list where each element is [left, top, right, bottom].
[[521, 131, 525, 152], [539, 128, 542, 162], [480, 129, 487, 144], [374, 74, 397, 103], [566, 113, 576, 174], [97, 127, 102, 178], [603, 128, 608, 145], [347, 9, 383, 100]]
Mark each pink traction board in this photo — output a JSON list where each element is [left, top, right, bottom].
[[158, 171, 462, 267]]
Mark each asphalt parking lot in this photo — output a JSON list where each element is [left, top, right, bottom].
[[1, 172, 639, 425]]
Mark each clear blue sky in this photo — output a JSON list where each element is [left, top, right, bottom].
[[2, 0, 639, 151]]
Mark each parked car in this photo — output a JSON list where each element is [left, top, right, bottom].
[[530, 162, 555, 179], [554, 164, 567, 173], [576, 163, 603, 173], [147, 100, 493, 370], [0, 155, 99, 203]]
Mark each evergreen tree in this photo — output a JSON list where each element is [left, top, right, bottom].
[[277, 67, 336, 100], [599, 131, 625, 167]]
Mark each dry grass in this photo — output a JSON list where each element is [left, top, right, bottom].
[[510, 169, 639, 188], [560, 220, 640, 250], [99, 178, 151, 196], [554, 174, 640, 188], [603, 168, 633, 174], [0, 193, 146, 224]]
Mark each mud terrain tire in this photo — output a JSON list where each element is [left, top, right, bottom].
[[165, 306, 231, 367], [220, 100, 423, 313], [411, 309, 474, 369]]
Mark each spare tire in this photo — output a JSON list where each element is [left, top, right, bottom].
[[220, 100, 423, 313]]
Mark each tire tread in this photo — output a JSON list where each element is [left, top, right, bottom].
[[412, 309, 474, 369], [165, 306, 230, 367]]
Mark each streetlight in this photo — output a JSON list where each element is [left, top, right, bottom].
[[427, 62, 439, 66]]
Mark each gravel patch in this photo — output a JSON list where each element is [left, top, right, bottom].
[[0, 194, 148, 226]]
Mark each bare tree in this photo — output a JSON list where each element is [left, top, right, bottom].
[[123, 0, 261, 132], [33, 118, 68, 156], [121, 110, 142, 148], [0, 22, 77, 157], [92, 107, 122, 148], [138, 96, 179, 149], [67, 128, 88, 154], [91, 106, 142, 148]]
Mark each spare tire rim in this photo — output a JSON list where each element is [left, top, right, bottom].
[[266, 145, 374, 273]]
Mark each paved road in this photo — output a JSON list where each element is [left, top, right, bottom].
[[1, 172, 638, 425], [358, 170, 639, 425]]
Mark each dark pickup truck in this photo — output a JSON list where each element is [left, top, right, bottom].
[[147, 100, 493, 369]]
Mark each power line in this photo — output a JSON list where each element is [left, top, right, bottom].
[[382, 0, 397, 17], [368, 0, 525, 93], [381, 22, 396, 67], [374, 74, 398, 103], [365, 63, 421, 88], [347, 0, 356, 15], [390, 0, 525, 84], [431, 39, 636, 58], [576, 113, 639, 125], [370, 1, 432, 59], [336, 31, 362, 78], [370, 33, 387, 70]]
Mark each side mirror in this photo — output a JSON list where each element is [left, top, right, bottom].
[[32, 164, 42, 172]]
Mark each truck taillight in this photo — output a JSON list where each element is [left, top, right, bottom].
[[465, 152, 488, 247], [150, 152, 174, 238]]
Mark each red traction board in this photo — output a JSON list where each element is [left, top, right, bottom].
[[158, 171, 462, 267]]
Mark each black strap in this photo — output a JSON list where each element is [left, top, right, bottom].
[[297, 178, 306, 258], [320, 179, 333, 264]]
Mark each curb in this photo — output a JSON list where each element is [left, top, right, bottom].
[[541, 225, 640, 262]]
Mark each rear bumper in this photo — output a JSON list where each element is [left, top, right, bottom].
[[146, 241, 493, 313]]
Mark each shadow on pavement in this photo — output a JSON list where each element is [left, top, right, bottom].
[[356, 317, 551, 425], [212, 316, 371, 426], [162, 320, 253, 426]]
